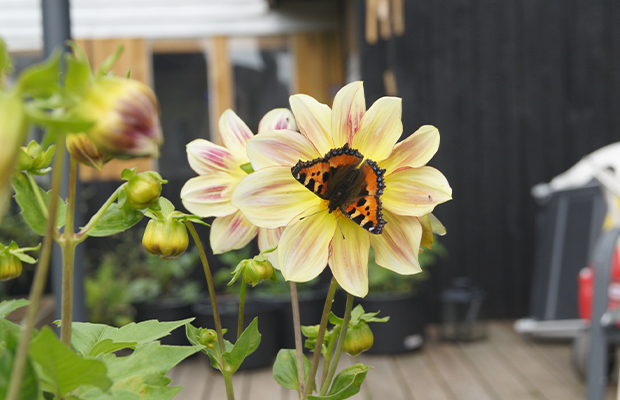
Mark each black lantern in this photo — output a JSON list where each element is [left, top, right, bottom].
[[440, 278, 487, 341]]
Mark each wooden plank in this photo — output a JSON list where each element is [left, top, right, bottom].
[[489, 324, 582, 400], [393, 350, 453, 400], [207, 35, 233, 145], [236, 366, 287, 400], [168, 356, 210, 398]]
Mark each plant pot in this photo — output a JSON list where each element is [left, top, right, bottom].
[[192, 298, 282, 370], [133, 298, 193, 346], [334, 290, 425, 354], [254, 286, 328, 351]]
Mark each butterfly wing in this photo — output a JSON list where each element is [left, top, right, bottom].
[[340, 159, 387, 234]]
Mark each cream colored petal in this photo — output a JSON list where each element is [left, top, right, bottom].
[[231, 166, 322, 228], [258, 108, 298, 133], [352, 96, 402, 162], [331, 81, 366, 147], [186, 139, 245, 176], [246, 130, 321, 170], [278, 204, 337, 282], [290, 94, 334, 155], [382, 166, 452, 217], [180, 173, 239, 218], [210, 210, 258, 254], [219, 109, 254, 155], [370, 211, 422, 274], [258, 227, 284, 270], [381, 125, 440, 174], [329, 218, 370, 298]]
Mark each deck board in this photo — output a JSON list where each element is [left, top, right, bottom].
[[167, 321, 619, 399]]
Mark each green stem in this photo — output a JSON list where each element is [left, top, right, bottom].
[[321, 325, 340, 389], [237, 282, 246, 340], [6, 137, 65, 400], [320, 293, 354, 397], [27, 171, 48, 219], [289, 282, 305, 398], [303, 277, 338, 399], [59, 157, 78, 345], [76, 185, 122, 241], [185, 221, 234, 396], [222, 371, 236, 400]]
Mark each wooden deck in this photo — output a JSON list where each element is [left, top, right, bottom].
[[167, 321, 617, 400]]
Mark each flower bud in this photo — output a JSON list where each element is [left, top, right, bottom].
[[66, 133, 111, 170], [142, 219, 188, 260], [0, 251, 22, 281], [240, 258, 276, 287], [76, 76, 163, 159], [342, 322, 374, 356], [126, 171, 164, 209], [198, 328, 218, 348]]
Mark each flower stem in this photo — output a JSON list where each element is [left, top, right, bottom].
[[289, 281, 305, 397], [320, 292, 354, 397], [76, 185, 122, 241], [59, 157, 78, 345], [237, 282, 246, 340], [6, 137, 65, 400], [303, 277, 338, 399], [321, 325, 340, 389], [185, 221, 234, 397], [27, 171, 48, 219]]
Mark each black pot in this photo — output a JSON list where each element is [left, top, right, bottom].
[[133, 299, 194, 346], [192, 299, 282, 370], [254, 287, 328, 351], [333, 290, 426, 354]]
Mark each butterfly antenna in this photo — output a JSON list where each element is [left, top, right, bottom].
[[335, 218, 346, 240], [299, 208, 328, 220]]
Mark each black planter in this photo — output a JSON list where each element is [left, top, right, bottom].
[[254, 287, 328, 351], [334, 290, 426, 354], [133, 299, 194, 346], [192, 299, 282, 370]]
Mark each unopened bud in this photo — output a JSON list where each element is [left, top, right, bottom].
[[126, 171, 164, 209], [342, 322, 374, 356], [142, 219, 188, 260], [240, 258, 276, 287], [0, 251, 22, 281], [66, 133, 111, 170], [198, 328, 218, 348]]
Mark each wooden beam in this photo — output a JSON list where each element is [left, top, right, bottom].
[[207, 36, 233, 145]]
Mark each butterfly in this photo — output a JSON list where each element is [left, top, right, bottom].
[[291, 143, 387, 234]]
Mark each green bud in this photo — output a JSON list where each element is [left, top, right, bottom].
[[240, 258, 276, 287], [198, 328, 218, 348], [342, 322, 374, 356], [17, 141, 56, 174], [0, 251, 22, 281], [142, 219, 188, 260], [126, 171, 165, 209]]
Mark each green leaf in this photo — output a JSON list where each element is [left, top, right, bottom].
[[222, 317, 261, 373], [29, 327, 112, 396], [16, 50, 61, 98], [65, 53, 92, 98], [96, 45, 124, 78], [308, 364, 372, 400], [85, 202, 145, 237], [71, 318, 195, 356], [89, 339, 138, 357], [0, 331, 41, 400], [0, 298, 29, 317], [25, 106, 94, 133], [273, 349, 312, 392], [82, 375, 182, 400], [11, 172, 67, 235], [0, 37, 7, 74]]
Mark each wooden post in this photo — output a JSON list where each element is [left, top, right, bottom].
[[206, 36, 233, 144]]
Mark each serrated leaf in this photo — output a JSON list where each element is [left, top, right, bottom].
[[308, 364, 372, 400], [0, 298, 29, 317], [65, 54, 91, 98], [96, 45, 124, 78], [84, 202, 144, 237], [71, 319, 195, 356], [11, 172, 67, 235], [29, 327, 112, 396], [222, 317, 261, 373], [273, 349, 312, 392], [0, 331, 41, 400]]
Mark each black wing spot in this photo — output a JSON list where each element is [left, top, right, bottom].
[[356, 198, 366, 207], [317, 185, 324, 193], [323, 172, 330, 181], [352, 214, 365, 225], [298, 173, 306, 182], [362, 220, 374, 229], [306, 178, 316, 190]]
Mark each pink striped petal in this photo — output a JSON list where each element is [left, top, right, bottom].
[[187, 139, 245, 175], [246, 130, 321, 170], [219, 109, 254, 155], [258, 227, 284, 270], [278, 204, 337, 282], [180, 172, 239, 217], [382, 166, 452, 217], [258, 108, 298, 133], [289, 94, 334, 155], [231, 166, 321, 228], [329, 218, 371, 298], [352, 96, 402, 162], [210, 210, 258, 254], [381, 125, 440, 174], [332, 82, 366, 147], [370, 211, 422, 275]]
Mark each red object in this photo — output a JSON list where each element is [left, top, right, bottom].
[[578, 248, 620, 321]]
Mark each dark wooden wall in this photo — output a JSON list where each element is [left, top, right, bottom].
[[357, 0, 620, 318]]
